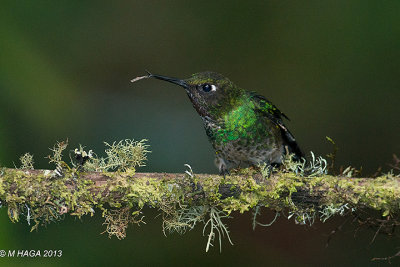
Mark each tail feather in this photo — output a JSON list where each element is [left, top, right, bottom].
[[280, 128, 303, 160]]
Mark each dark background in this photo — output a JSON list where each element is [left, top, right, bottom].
[[1, 1, 399, 266]]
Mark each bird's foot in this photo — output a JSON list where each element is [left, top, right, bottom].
[[219, 166, 230, 178]]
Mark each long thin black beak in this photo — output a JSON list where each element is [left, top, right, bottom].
[[147, 71, 188, 89]]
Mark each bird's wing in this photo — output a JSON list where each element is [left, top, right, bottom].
[[249, 93, 289, 121], [250, 93, 303, 159]]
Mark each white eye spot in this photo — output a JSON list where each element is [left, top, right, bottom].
[[201, 83, 217, 92]]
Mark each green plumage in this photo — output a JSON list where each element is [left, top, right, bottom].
[[140, 71, 303, 174]]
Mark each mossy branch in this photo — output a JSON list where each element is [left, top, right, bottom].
[[1, 167, 399, 245], [1, 139, 399, 255]]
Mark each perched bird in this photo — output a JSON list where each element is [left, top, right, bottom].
[[132, 71, 303, 175]]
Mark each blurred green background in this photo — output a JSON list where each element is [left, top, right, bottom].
[[1, 1, 400, 266]]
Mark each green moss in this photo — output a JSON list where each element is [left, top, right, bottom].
[[0, 167, 98, 229], [1, 165, 399, 249], [0, 180, 4, 197], [1, 140, 400, 252], [220, 174, 266, 213]]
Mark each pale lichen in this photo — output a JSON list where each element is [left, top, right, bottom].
[[19, 153, 34, 170], [102, 207, 145, 240], [320, 203, 354, 223], [203, 206, 233, 252], [252, 206, 280, 230], [48, 140, 69, 167], [163, 205, 206, 235], [282, 151, 327, 177], [84, 139, 149, 172]]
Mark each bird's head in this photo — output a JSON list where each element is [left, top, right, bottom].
[[142, 71, 244, 119]]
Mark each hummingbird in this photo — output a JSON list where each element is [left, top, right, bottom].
[[131, 71, 303, 175]]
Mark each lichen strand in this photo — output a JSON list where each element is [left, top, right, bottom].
[[84, 139, 150, 172], [102, 207, 144, 240], [19, 153, 34, 170]]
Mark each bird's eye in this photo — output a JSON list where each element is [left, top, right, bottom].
[[202, 83, 216, 92]]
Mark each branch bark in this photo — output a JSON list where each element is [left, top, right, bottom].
[[0, 167, 399, 237]]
